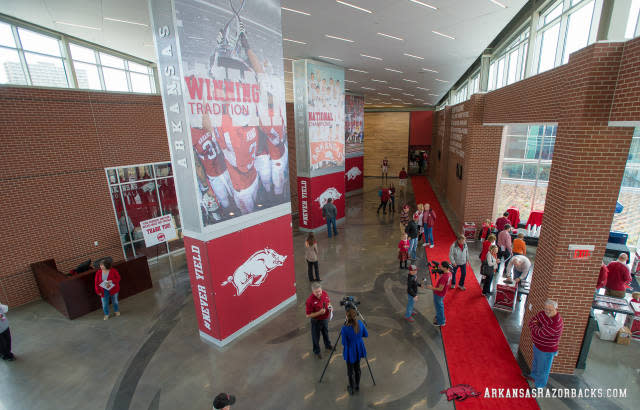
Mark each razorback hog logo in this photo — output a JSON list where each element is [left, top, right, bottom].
[[441, 384, 480, 402], [346, 167, 362, 181], [221, 248, 287, 296], [315, 187, 342, 208]]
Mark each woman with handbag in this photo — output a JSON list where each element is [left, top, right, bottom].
[[482, 245, 499, 296]]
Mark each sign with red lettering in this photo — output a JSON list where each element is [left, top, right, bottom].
[[568, 244, 594, 260], [140, 215, 178, 247]]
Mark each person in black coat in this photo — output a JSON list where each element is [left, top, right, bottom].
[[405, 215, 419, 260]]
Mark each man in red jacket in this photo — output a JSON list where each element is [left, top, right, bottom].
[[377, 187, 390, 215], [495, 212, 510, 232], [605, 253, 632, 298], [526, 299, 563, 388]]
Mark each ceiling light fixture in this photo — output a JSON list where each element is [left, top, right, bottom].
[[361, 86, 376, 90], [104, 17, 148, 27], [318, 55, 343, 61], [416, 86, 429, 91], [434, 78, 448, 83], [283, 38, 307, 44], [488, 0, 508, 8], [391, 98, 402, 101], [360, 53, 382, 60], [404, 53, 424, 60], [336, 1, 373, 14], [403, 93, 415, 96], [377, 32, 404, 41], [348, 68, 368, 73], [409, 0, 438, 11], [388, 87, 402, 90], [54, 21, 100, 30], [429, 93, 439, 96], [432, 30, 455, 40], [283, 57, 294, 61], [371, 79, 388, 83], [377, 92, 390, 95], [281, 6, 311, 15], [403, 79, 418, 83], [422, 68, 439, 73], [344, 80, 358, 83], [325, 34, 355, 43], [385, 68, 403, 73]]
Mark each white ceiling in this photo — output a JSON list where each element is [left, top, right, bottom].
[[0, 0, 528, 106]]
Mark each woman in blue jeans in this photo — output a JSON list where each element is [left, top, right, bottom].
[[94, 260, 121, 320]]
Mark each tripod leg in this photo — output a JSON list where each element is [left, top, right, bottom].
[[364, 356, 376, 385], [319, 330, 341, 383]]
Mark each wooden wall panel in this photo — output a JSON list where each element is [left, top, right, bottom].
[[363, 112, 410, 177]]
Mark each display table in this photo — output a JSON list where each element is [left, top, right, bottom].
[[526, 210, 544, 227], [494, 275, 518, 312], [592, 294, 633, 315], [31, 256, 152, 319]]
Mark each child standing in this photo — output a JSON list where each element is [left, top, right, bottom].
[[513, 233, 526, 256], [305, 233, 320, 281], [399, 204, 410, 232], [398, 233, 410, 269]]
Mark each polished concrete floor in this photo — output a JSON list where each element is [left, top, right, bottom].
[[0, 177, 638, 410]]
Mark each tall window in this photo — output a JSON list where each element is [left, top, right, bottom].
[[468, 72, 480, 96], [106, 162, 183, 260], [495, 124, 557, 223], [535, 0, 597, 74], [612, 129, 640, 251], [489, 26, 529, 91], [626, 0, 640, 39], [0, 18, 156, 94], [0, 22, 69, 87]]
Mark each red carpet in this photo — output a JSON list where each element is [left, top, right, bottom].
[[411, 176, 538, 409]]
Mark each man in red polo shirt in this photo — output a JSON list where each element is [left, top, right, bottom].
[[425, 261, 453, 327], [606, 253, 632, 298], [305, 282, 333, 359]]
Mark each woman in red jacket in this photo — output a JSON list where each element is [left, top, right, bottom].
[[94, 260, 121, 320]]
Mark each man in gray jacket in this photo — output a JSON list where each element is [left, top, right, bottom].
[[0, 303, 15, 361], [448, 234, 470, 290], [322, 198, 338, 238]]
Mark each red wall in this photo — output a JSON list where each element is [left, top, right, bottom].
[[409, 111, 433, 146]]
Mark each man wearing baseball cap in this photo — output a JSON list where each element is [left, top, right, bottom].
[[424, 261, 453, 327], [213, 393, 235, 409], [404, 264, 422, 322]]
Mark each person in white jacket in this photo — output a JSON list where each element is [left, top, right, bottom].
[[0, 303, 15, 361], [506, 254, 532, 284], [449, 234, 470, 290], [483, 245, 499, 295]]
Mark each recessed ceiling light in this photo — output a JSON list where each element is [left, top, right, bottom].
[[55, 21, 100, 30], [429, 93, 439, 96], [336, 1, 373, 14], [344, 80, 358, 83], [325, 34, 355, 43], [385, 68, 403, 73], [403, 53, 424, 60], [409, 0, 438, 10], [284, 38, 307, 44], [434, 78, 448, 83], [283, 57, 294, 61], [422, 68, 439, 73], [488, 0, 507, 8], [188, 36, 205, 40], [391, 98, 402, 101], [403, 93, 415, 96], [281, 6, 311, 15], [377, 32, 404, 41], [318, 55, 343, 61], [360, 54, 382, 61], [348, 68, 368, 73], [388, 87, 402, 90], [377, 92, 390, 95], [104, 17, 148, 27], [361, 86, 376, 90], [403, 79, 418, 83], [417, 87, 429, 91], [371, 79, 387, 83], [432, 30, 455, 40]]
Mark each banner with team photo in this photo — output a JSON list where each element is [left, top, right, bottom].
[[307, 62, 345, 175], [345, 94, 364, 156], [176, 0, 289, 228]]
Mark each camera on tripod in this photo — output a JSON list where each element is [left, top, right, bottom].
[[428, 260, 444, 275], [339, 296, 360, 310]]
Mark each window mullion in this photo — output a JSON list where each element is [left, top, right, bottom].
[[61, 35, 78, 88], [124, 61, 133, 92], [95, 51, 107, 90], [555, 15, 570, 68], [11, 24, 32, 86]]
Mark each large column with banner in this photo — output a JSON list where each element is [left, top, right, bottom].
[[293, 59, 346, 231], [344, 93, 364, 196], [149, 0, 295, 347]]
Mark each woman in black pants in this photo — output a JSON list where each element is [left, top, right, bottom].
[[482, 245, 499, 295], [341, 308, 368, 395], [305, 233, 320, 281]]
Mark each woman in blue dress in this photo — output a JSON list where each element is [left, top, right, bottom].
[[341, 308, 368, 395]]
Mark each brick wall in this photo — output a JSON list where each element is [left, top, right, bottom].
[[286, 103, 298, 215], [0, 86, 169, 307], [431, 39, 640, 374]]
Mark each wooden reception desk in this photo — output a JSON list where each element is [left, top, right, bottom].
[[31, 256, 152, 319]]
